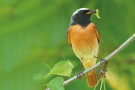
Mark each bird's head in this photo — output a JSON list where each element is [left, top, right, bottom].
[[70, 8, 96, 27]]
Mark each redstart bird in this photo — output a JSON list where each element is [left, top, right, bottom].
[[67, 8, 100, 87]]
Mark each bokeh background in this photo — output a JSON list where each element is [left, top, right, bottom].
[[0, 0, 135, 90]]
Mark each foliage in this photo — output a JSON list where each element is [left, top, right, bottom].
[[49, 60, 73, 77], [0, 0, 135, 90], [47, 77, 64, 90]]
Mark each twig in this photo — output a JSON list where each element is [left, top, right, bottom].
[[64, 33, 135, 86]]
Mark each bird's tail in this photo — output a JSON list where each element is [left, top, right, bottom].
[[83, 58, 98, 87], [87, 70, 97, 87]]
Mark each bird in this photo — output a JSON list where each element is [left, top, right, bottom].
[[67, 8, 100, 87]]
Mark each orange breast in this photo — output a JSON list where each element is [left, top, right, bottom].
[[69, 23, 99, 59]]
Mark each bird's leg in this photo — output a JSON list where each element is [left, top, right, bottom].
[[77, 57, 83, 79], [94, 56, 106, 66], [94, 56, 108, 71], [94, 56, 104, 62], [79, 58, 83, 72]]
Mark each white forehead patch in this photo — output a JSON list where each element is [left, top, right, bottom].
[[72, 8, 89, 16]]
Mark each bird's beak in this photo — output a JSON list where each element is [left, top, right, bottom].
[[85, 10, 100, 19], [91, 10, 96, 16], [85, 11, 91, 14], [89, 10, 100, 19], [85, 10, 96, 15]]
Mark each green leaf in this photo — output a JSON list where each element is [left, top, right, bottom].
[[47, 77, 64, 90], [49, 60, 73, 77]]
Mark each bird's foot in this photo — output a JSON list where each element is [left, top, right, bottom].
[[94, 56, 104, 61], [77, 57, 84, 79], [94, 56, 108, 78], [77, 71, 83, 79], [77, 64, 83, 79], [94, 56, 104, 64]]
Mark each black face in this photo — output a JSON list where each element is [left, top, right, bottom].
[[70, 8, 92, 27]]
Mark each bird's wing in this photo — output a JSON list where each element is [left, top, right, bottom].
[[94, 26, 101, 44], [67, 28, 72, 47]]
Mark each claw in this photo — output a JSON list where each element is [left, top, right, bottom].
[[77, 72, 83, 79], [77, 57, 84, 79], [94, 56, 104, 61]]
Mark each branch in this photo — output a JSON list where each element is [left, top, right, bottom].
[[64, 33, 135, 86]]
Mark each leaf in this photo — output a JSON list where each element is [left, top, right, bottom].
[[47, 77, 64, 90], [49, 60, 73, 77]]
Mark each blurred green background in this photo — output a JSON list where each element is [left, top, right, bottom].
[[0, 0, 135, 90]]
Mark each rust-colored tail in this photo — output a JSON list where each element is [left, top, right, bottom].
[[87, 70, 97, 87], [82, 58, 98, 87]]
